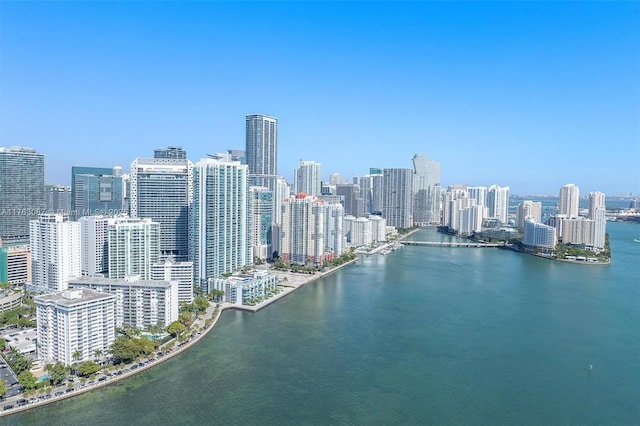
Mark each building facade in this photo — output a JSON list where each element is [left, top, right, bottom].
[[280, 193, 330, 266], [151, 258, 194, 304], [412, 154, 441, 225], [246, 114, 278, 190], [45, 185, 72, 214], [71, 166, 124, 219], [35, 288, 116, 365], [0, 147, 45, 243], [295, 160, 322, 197], [107, 217, 160, 280], [558, 184, 580, 218], [129, 155, 192, 261], [191, 156, 251, 292], [30, 214, 81, 293], [382, 168, 413, 229], [249, 186, 273, 261], [79, 215, 113, 277]]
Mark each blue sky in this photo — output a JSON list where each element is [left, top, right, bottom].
[[1, 1, 638, 195]]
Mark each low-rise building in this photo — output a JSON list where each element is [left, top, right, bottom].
[[210, 270, 278, 305]]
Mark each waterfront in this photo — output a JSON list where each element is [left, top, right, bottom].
[[6, 223, 639, 425]]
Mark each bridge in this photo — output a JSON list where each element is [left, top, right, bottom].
[[400, 241, 503, 248]]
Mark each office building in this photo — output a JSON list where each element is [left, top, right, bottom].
[[412, 154, 441, 225], [0, 243, 30, 285], [30, 214, 81, 293], [108, 217, 160, 280], [71, 166, 124, 219], [191, 156, 251, 292], [246, 114, 278, 190], [130, 153, 192, 261], [45, 185, 72, 214], [0, 147, 45, 243], [295, 160, 322, 197], [360, 172, 384, 215], [35, 288, 115, 365], [68, 276, 179, 329], [382, 168, 413, 229], [336, 183, 365, 217]]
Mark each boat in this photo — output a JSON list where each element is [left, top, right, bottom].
[[634, 239, 640, 243]]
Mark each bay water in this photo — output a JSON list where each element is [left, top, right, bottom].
[[7, 223, 639, 425]]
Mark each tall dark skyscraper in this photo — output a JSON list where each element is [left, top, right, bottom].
[[0, 147, 45, 243], [246, 114, 278, 190]]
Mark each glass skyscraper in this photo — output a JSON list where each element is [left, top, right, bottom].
[[71, 166, 124, 219], [0, 147, 45, 243], [246, 114, 278, 190]]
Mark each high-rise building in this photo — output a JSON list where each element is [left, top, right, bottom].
[[249, 186, 273, 261], [516, 200, 543, 231], [71, 166, 124, 219], [69, 276, 179, 329], [412, 154, 441, 225], [79, 215, 113, 277], [0, 147, 45, 243], [130, 154, 192, 261], [35, 288, 115, 365], [45, 185, 72, 214], [329, 173, 344, 185], [0, 243, 31, 286], [336, 184, 365, 217], [151, 258, 194, 304], [523, 221, 557, 250], [558, 184, 580, 218], [360, 172, 384, 215], [295, 160, 322, 196], [191, 156, 251, 292], [107, 217, 160, 280], [487, 185, 510, 224], [382, 168, 413, 229], [30, 214, 81, 293], [589, 191, 607, 249], [322, 202, 345, 256], [280, 193, 329, 267], [246, 114, 278, 190]]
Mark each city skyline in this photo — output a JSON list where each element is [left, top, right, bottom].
[[1, 2, 638, 195]]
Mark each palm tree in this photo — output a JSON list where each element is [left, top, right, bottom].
[[93, 349, 103, 365], [72, 349, 82, 375]]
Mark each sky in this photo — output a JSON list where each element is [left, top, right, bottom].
[[1, 1, 638, 196]]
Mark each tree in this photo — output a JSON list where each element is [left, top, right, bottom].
[[18, 370, 37, 390], [76, 361, 100, 377], [94, 349, 103, 364], [0, 380, 6, 398], [179, 311, 193, 328], [48, 362, 68, 386], [167, 320, 186, 337]]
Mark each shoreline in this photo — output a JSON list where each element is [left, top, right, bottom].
[[0, 259, 357, 417]]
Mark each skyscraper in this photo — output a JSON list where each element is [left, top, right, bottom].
[[294, 160, 322, 196], [71, 166, 124, 219], [246, 114, 278, 190], [0, 147, 45, 243], [516, 200, 543, 231], [30, 214, 81, 293], [487, 185, 510, 224], [558, 184, 580, 218], [45, 185, 72, 214], [249, 186, 273, 261], [589, 191, 607, 249], [412, 154, 441, 225], [280, 193, 328, 267], [130, 153, 192, 261], [79, 215, 113, 277], [108, 217, 160, 280], [382, 168, 413, 229], [191, 155, 251, 292]]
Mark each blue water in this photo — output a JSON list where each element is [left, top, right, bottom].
[[7, 222, 639, 425]]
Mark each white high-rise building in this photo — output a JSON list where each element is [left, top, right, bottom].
[[249, 186, 273, 261], [458, 204, 484, 235], [295, 160, 322, 197], [108, 217, 160, 280], [322, 202, 345, 257], [517, 201, 543, 231], [589, 191, 607, 249], [151, 258, 194, 304], [523, 221, 557, 250], [191, 156, 251, 292], [79, 215, 114, 276], [30, 214, 81, 293], [559, 184, 580, 218], [35, 288, 115, 365], [487, 185, 510, 224], [69, 276, 179, 329], [382, 168, 413, 229], [369, 215, 387, 242]]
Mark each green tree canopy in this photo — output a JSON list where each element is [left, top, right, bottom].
[[167, 320, 186, 337], [48, 362, 68, 386], [0, 380, 6, 398], [110, 336, 155, 363], [17, 370, 36, 390], [76, 361, 100, 377]]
